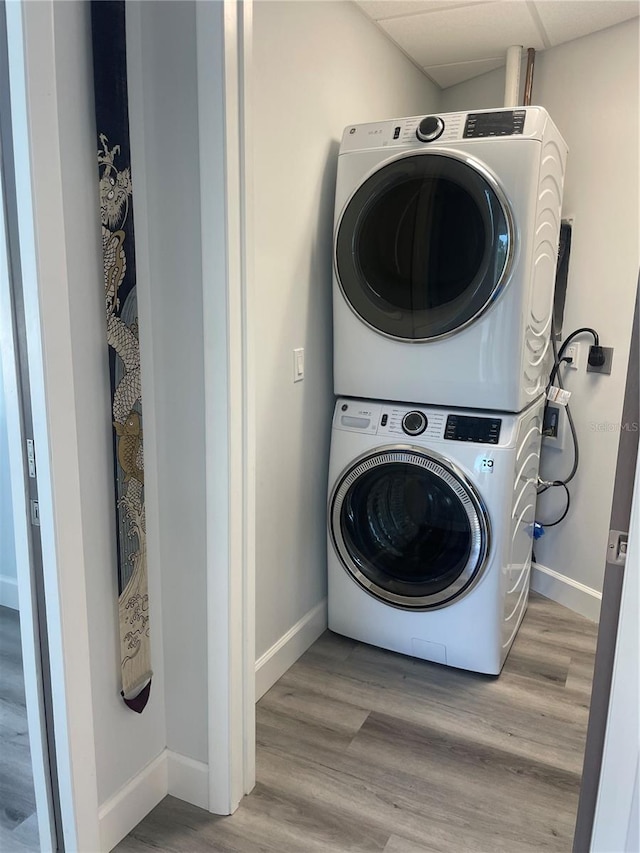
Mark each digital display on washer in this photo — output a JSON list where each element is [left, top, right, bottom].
[[445, 415, 502, 444], [463, 110, 526, 138]]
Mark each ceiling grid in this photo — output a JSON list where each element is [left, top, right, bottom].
[[354, 0, 639, 88]]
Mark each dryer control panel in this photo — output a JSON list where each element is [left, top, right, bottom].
[[339, 106, 549, 154], [463, 110, 526, 139]]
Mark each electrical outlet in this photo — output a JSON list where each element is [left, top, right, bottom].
[[564, 343, 579, 369], [542, 404, 565, 451], [543, 404, 560, 438]]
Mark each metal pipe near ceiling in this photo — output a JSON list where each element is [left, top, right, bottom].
[[504, 45, 522, 107], [523, 48, 536, 105]]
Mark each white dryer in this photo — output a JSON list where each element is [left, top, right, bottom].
[[327, 396, 544, 675], [333, 107, 567, 412]]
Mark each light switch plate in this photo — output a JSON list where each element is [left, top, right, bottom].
[[293, 347, 304, 382]]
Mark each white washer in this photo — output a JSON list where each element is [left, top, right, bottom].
[[333, 107, 567, 412], [327, 396, 544, 675]]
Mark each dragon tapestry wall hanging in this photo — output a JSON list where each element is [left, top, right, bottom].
[[91, 0, 151, 712]]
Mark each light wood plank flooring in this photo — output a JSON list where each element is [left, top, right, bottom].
[[117, 593, 598, 853], [0, 605, 39, 852]]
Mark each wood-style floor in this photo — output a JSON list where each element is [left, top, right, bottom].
[[0, 605, 39, 852], [117, 592, 598, 853]]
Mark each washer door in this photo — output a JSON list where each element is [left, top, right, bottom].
[[335, 152, 512, 341], [330, 448, 490, 610]]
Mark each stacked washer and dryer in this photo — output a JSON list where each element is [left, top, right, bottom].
[[327, 107, 567, 674]]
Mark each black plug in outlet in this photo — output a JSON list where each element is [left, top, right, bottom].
[[588, 345, 605, 367], [587, 346, 614, 375]]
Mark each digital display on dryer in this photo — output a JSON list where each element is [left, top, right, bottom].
[[445, 415, 502, 444], [464, 110, 526, 138]]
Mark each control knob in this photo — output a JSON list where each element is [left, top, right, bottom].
[[402, 411, 428, 436], [416, 115, 444, 143]]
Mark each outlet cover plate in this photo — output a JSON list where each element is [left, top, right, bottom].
[[587, 346, 614, 375]]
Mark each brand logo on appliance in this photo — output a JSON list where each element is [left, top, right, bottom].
[[478, 457, 495, 473], [368, 129, 382, 135]]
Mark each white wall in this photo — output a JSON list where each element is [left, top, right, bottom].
[[252, 1, 440, 664], [51, 1, 168, 807], [135, 0, 208, 768], [0, 347, 19, 609], [441, 19, 640, 610]]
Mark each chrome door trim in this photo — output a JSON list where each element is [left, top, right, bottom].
[[329, 444, 492, 610], [333, 148, 516, 343]]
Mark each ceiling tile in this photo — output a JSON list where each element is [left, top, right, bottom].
[[379, 1, 545, 67], [424, 56, 506, 87], [355, 0, 492, 21], [533, 0, 639, 47]]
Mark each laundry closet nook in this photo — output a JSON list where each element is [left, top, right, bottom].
[[1, 1, 637, 851]]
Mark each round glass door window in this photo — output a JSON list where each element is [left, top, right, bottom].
[[330, 449, 490, 610], [335, 153, 512, 341]]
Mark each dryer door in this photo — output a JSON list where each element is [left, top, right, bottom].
[[335, 152, 512, 341], [330, 448, 491, 610]]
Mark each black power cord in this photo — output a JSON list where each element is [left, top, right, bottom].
[[549, 326, 600, 387], [538, 323, 600, 526], [538, 482, 571, 527]]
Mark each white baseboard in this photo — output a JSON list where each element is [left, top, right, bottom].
[[98, 750, 167, 853], [255, 598, 327, 700], [0, 573, 19, 610], [532, 562, 601, 622], [167, 750, 209, 811], [98, 749, 210, 851]]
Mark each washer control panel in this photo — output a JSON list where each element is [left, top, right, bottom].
[[334, 400, 507, 446], [445, 414, 502, 444]]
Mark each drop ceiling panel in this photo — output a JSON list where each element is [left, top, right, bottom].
[[357, 0, 492, 20], [534, 0, 639, 47], [424, 56, 506, 88], [353, 0, 639, 88], [379, 1, 545, 67]]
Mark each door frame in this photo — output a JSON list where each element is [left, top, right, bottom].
[[0, 21, 58, 849], [3, 1, 101, 848], [590, 451, 640, 850], [197, 0, 257, 812]]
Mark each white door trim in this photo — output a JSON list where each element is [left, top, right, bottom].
[[591, 451, 640, 851], [4, 1, 101, 849], [0, 44, 55, 853], [239, 0, 257, 795], [197, 0, 256, 813]]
